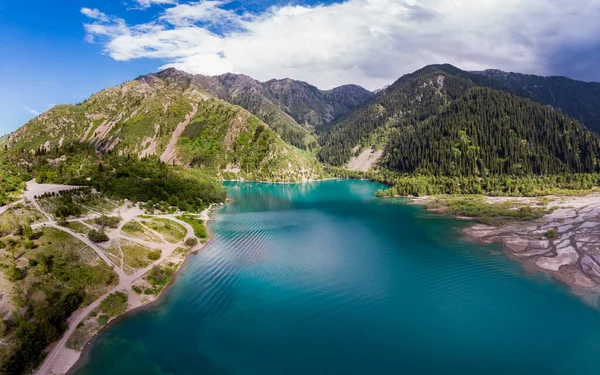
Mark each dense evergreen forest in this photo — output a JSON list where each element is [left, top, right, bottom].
[[318, 66, 600, 195], [318, 71, 475, 165], [383, 88, 600, 176]]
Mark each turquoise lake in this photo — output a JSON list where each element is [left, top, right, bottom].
[[73, 180, 600, 375]]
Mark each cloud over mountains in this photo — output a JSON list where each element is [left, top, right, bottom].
[[82, 0, 600, 89]]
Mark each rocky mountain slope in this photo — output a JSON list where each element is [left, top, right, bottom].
[[6, 71, 323, 182], [154, 69, 372, 149]]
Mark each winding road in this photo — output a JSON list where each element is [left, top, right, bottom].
[[5, 180, 208, 375]]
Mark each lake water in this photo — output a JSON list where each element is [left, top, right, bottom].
[[73, 180, 600, 375]]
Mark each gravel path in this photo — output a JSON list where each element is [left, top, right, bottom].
[[28, 181, 208, 375]]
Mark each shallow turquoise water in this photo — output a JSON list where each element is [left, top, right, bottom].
[[74, 180, 600, 375]]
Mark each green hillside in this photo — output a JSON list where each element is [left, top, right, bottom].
[[6, 72, 323, 183], [383, 88, 600, 176], [319, 65, 600, 179]]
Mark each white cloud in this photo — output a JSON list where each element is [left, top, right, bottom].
[[133, 0, 178, 10], [81, 7, 110, 22], [23, 105, 40, 116], [81, 0, 600, 89]]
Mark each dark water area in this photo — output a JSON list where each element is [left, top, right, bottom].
[[74, 180, 600, 375]]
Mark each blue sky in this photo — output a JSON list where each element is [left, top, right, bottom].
[[1, 0, 600, 135]]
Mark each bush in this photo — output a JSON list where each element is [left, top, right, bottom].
[[184, 237, 198, 247], [147, 249, 161, 261], [5, 264, 24, 281], [122, 221, 143, 232], [94, 215, 121, 228], [132, 285, 142, 294], [57, 216, 69, 226], [545, 229, 558, 238], [97, 314, 109, 326], [99, 291, 128, 317], [88, 229, 109, 243]]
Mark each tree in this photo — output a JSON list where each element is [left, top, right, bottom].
[[88, 229, 109, 243]]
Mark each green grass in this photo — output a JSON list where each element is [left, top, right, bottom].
[[120, 239, 153, 269], [121, 220, 162, 242], [143, 264, 177, 295], [0, 204, 43, 237], [99, 291, 128, 317], [141, 217, 186, 243], [65, 221, 90, 235], [176, 215, 208, 240], [428, 195, 549, 226]]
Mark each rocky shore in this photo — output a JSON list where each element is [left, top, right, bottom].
[[463, 194, 600, 299]]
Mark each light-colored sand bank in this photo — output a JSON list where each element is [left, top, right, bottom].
[[463, 194, 600, 296]]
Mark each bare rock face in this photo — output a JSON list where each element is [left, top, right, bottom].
[[156, 69, 372, 129]]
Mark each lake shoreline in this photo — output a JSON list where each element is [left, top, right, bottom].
[[66, 226, 219, 375], [412, 194, 600, 301], [34, 201, 221, 375]]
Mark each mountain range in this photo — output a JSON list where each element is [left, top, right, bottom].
[[6, 64, 600, 180]]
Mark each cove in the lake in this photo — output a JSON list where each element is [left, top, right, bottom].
[[73, 180, 600, 375]]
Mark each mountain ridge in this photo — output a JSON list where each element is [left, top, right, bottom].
[[6, 70, 324, 182], [152, 68, 373, 149], [318, 63, 600, 176], [7, 64, 600, 181]]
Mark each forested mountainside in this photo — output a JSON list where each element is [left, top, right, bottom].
[[319, 64, 600, 177], [5, 64, 600, 187], [470, 69, 600, 133], [155, 68, 372, 149], [383, 88, 600, 176], [6, 71, 323, 182]]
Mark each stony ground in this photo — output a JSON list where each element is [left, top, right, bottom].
[[465, 194, 600, 297]]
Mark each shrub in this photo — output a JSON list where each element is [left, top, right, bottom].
[[99, 291, 128, 317], [147, 249, 161, 261], [545, 229, 558, 239], [132, 285, 142, 294], [57, 216, 69, 226], [97, 314, 109, 326], [5, 264, 24, 281], [184, 237, 198, 247], [122, 221, 143, 232], [94, 215, 121, 229], [88, 229, 109, 243]]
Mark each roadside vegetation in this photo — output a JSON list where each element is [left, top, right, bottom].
[[0, 226, 117, 374], [140, 217, 186, 243], [176, 215, 208, 241], [3, 144, 227, 214]]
